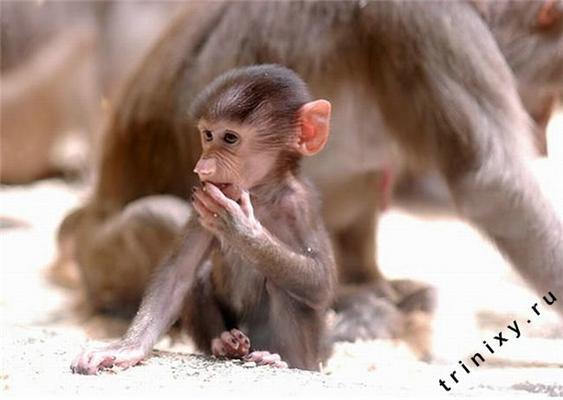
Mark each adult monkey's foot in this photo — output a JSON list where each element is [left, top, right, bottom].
[[330, 279, 436, 360]]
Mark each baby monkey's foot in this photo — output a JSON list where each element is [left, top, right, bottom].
[[211, 329, 250, 358], [243, 351, 288, 368]]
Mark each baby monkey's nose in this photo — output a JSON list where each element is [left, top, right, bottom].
[[194, 157, 216, 178]]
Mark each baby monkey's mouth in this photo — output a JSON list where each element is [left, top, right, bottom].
[[216, 183, 231, 190], [201, 181, 241, 201], [205, 181, 231, 190]]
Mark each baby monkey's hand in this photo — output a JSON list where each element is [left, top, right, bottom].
[[192, 183, 262, 241], [70, 339, 146, 375]]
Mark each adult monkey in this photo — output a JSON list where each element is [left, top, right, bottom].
[[476, 0, 563, 154], [57, 1, 563, 344], [387, 0, 563, 219]]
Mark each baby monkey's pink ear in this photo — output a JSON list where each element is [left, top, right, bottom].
[[537, 0, 562, 29], [296, 99, 331, 156]]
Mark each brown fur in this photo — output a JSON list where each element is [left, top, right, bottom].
[[59, 1, 563, 354], [71, 66, 335, 373]]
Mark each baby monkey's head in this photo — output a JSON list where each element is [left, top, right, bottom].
[[191, 64, 331, 200]]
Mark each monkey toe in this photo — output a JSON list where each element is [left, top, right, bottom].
[[244, 351, 288, 368], [230, 329, 250, 349], [211, 338, 227, 357], [212, 329, 250, 358]]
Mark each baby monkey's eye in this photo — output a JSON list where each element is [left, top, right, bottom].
[[223, 131, 239, 144], [203, 130, 213, 141]]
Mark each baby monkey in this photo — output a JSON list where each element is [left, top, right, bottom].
[[71, 64, 335, 373]]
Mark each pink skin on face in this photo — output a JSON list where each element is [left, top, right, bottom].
[[194, 120, 278, 203]]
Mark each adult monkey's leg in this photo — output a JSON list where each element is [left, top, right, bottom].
[[365, 1, 562, 315]]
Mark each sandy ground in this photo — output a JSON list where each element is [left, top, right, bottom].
[[1, 112, 563, 399]]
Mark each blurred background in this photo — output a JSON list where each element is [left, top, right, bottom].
[[1, 0, 562, 397], [1, 0, 185, 184]]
